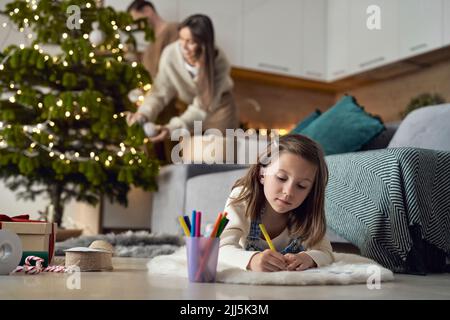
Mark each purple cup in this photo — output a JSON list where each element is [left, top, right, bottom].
[[186, 237, 220, 283]]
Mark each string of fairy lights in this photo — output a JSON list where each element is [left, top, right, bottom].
[[0, 1, 152, 166]]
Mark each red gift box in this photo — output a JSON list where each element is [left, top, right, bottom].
[[0, 214, 56, 266]]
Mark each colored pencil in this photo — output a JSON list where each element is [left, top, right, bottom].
[[178, 216, 191, 237], [259, 224, 276, 251], [191, 210, 196, 237], [217, 218, 229, 237], [183, 215, 191, 232], [210, 212, 223, 238], [216, 217, 229, 237], [196, 211, 202, 237]]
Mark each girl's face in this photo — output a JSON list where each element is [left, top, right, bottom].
[[179, 27, 199, 62], [260, 152, 317, 214]]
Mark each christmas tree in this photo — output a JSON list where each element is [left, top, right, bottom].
[[0, 0, 159, 226]]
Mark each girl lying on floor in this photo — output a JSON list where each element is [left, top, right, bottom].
[[219, 134, 334, 272]]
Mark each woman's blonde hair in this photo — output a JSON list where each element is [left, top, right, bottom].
[[230, 134, 329, 247], [179, 14, 216, 109]]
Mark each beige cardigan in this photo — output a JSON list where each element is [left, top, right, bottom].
[[219, 186, 335, 270], [138, 41, 235, 133]]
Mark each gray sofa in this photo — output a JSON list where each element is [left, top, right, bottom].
[[150, 103, 450, 244], [151, 123, 400, 242]]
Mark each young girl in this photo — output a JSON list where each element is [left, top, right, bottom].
[[219, 134, 334, 272]]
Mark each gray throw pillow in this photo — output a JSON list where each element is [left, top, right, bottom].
[[388, 104, 450, 151]]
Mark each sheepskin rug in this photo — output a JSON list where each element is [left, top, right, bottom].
[[147, 247, 394, 286]]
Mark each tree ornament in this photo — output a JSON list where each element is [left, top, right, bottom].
[[89, 22, 105, 46]]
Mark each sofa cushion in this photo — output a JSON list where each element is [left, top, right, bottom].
[[301, 95, 385, 155], [291, 109, 322, 134], [388, 103, 450, 151]]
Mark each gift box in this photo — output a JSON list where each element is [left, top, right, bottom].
[[0, 214, 56, 266]]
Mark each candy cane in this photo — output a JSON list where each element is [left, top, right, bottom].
[[11, 255, 68, 274]]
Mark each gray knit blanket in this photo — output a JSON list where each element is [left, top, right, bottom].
[[325, 147, 450, 274], [55, 231, 184, 258]]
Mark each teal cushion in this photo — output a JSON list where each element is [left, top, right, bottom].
[[300, 95, 385, 155], [291, 110, 322, 134]]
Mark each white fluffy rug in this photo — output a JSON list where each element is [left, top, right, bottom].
[[147, 247, 395, 286]]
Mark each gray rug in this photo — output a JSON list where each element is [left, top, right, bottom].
[[55, 231, 184, 258]]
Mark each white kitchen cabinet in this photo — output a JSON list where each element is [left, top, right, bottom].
[[178, 0, 243, 66], [444, 0, 450, 46], [300, 0, 327, 80], [242, 0, 303, 77], [348, 0, 399, 72], [327, 0, 351, 80], [398, 0, 443, 58]]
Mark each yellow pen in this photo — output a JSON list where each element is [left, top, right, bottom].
[[178, 216, 191, 237], [259, 224, 276, 251]]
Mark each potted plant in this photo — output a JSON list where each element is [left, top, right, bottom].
[[401, 93, 446, 119]]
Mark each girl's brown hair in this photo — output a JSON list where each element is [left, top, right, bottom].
[[230, 134, 329, 247], [178, 14, 216, 109]]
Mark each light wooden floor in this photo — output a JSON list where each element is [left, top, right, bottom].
[[1, 257, 449, 300]]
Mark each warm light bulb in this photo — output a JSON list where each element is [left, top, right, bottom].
[[62, 33, 68, 39]]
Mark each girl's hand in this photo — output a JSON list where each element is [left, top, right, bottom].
[[284, 252, 317, 271], [125, 112, 148, 126], [248, 249, 288, 272], [149, 126, 170, 143]]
